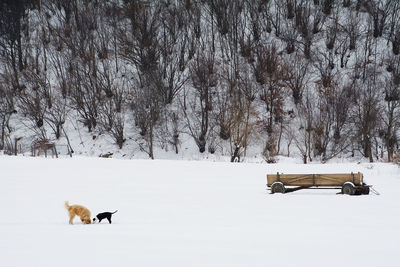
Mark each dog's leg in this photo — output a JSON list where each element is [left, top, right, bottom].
[[107, 216, 112, 224], [69, 213, 75, 224]]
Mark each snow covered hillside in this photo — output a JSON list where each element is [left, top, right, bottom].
[[2, 1, 400, 163], [1, 156, 399, 267]]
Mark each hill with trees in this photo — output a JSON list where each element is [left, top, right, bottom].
[[0, 0, 399, 163]]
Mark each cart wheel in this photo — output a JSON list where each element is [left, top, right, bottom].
[[362, 186, 370, 195], [342, 182, 355, 195], [271, 182, 286, 194]]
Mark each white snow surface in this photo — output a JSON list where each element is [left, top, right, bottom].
[[1, 156, 399, 267]]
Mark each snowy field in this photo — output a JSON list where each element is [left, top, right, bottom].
[[1, 156, 399, 267]]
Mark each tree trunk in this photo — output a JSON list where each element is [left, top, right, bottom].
[[149, 123, 154, 160]]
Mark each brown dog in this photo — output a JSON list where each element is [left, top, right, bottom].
[[65, 201, 91, 224]]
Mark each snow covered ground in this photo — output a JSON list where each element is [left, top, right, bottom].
[[1, 156, 399, 267]]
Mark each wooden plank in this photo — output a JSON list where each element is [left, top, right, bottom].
[[267, 174, 313, 186], [315, 173, 362, 186], [267, 173, 363, 186]]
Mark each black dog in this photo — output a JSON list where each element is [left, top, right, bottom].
[[93, 210, 118, 224]]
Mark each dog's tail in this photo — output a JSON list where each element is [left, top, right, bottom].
[[64, 201, 70, 210], [112, 210, 118, 214]]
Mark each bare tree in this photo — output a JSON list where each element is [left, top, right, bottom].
[[228, 81, 258, 162], [0, 74, 16, 150], [365, 0, 391, 38], [293, 90, 315, 164], [183, 51, 218, 153], [382, 70, 400, 162], [98, 72, 127, 149], [252, 43, 289, 159], [119, 1, 165, 158], [284, 53, 310, 105], [350, 67, 382, 162]]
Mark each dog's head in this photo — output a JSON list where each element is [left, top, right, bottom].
[[92, 217, 98, 223], [82, 215, 91, 224]]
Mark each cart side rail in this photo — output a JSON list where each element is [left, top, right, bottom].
[[267, 172, 363, 187]]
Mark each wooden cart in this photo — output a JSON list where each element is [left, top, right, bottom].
[[267, 172, 370, 195]]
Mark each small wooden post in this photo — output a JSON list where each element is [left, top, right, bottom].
[[14, 139, 17, 156], [14, 137, 22, 156], [53, 145, 58, 158]]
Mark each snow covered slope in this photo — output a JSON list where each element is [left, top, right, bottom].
[[1, 156, 399, 267]]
